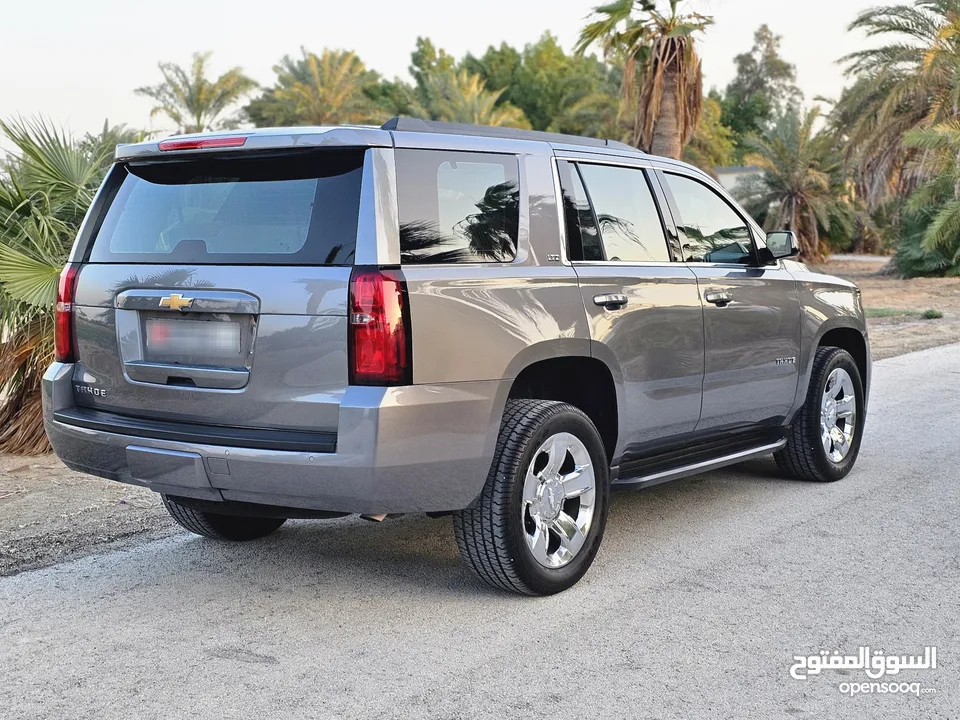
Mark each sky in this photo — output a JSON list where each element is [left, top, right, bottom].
[[0, 0, 882, 137]]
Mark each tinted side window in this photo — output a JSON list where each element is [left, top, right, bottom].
[[557, 161, 602, 261], [397, 149, 520, 264], [89, 150, 362, 265], [576, 164, 670, 263], [664, 173, 752, 264]]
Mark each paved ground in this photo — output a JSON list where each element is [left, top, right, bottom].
[[1, 344, 958, 719]]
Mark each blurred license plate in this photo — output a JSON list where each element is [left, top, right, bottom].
[[145, 319, 240, 357]]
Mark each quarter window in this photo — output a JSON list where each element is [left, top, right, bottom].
[[576, 164, 670, 263], [396, 149, 520, 264], [664, 173, 753, 264]]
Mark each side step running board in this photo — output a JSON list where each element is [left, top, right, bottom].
[[613, 439, 787, 491]]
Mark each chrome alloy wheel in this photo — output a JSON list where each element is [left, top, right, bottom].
[[821, 368, 857, 463], [521, 432, 597, 569]]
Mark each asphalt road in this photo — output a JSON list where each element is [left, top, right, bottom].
[[2, 345, 958, 719]]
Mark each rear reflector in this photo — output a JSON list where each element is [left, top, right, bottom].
[[348, 268, 411, 385], [158, 136, 248, 151], [55, 263, 80, 363]]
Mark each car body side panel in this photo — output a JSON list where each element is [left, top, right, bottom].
[[401, 153, 591, 386]]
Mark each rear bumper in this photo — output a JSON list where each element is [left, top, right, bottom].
[[43, 363, 506, 514]]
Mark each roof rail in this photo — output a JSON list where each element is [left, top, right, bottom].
[[380, 117, 638, 152]]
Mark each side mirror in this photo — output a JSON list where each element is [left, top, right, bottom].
[[766, 230, 801, 260]]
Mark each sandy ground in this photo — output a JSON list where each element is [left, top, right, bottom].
[[0, 456, 177, 575], [1, 257, 957, 577], [816, 258, 960, 360]]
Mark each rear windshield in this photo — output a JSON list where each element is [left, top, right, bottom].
[[88, 150, 363, 265]]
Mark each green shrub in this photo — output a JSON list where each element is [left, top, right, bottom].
[[893, 210, 958, 278], [922, 309, 944, 320]]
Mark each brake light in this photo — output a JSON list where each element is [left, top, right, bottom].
[[348, 268, 410, 385], [158, 136, 248, 151], [54, 263, 80, 363]]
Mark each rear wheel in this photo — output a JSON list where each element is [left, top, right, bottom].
[[453, 399, 610, 595], [162, 496, 286, 541], [776, 346, 865, 482]]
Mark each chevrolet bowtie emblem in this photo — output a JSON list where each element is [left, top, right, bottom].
[[158, 294, 194, 312]]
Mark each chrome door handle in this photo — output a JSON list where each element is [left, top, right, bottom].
[[704, 290, 732, 307], [593, 293, 628, 309]]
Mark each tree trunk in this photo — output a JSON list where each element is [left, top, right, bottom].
[[649, 63, 682, 159]]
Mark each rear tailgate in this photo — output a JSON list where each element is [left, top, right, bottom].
[[69, 148, 363, 436]]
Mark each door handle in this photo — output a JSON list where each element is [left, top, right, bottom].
[[593, 293, 629, 310], [704, 290, 732, 307]]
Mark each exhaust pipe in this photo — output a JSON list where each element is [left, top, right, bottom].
[[360, 513, 388, 522]]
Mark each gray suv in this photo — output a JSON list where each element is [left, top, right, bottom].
[[43, 118, 871, 595]]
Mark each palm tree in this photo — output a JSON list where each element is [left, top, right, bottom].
[[736, 109, 855, 259], [135, 52, 257, 133], [245, 49, 381, 127], [836, 1, 960, 207], [0, 118, 116, 453], [414, 69, 530, 128], [576, 0, 712, 157]]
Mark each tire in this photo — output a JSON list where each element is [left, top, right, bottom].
[[453, 399, 610, 596], [162, 496, 286, 541], [776, 346, 866, 482]]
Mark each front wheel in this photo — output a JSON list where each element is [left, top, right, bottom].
[[776, 346, 866, 482], [453, 399, 610, 596]]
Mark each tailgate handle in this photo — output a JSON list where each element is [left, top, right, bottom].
[[125, 361, 249, 390], [116, 289, 260, 315]]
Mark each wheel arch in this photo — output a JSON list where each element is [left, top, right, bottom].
[[791, 320, 871, 423], [506, 350, 620, 464]]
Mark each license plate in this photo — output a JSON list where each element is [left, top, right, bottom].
[[145, 319, 240, 357]]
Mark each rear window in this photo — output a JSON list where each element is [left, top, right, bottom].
[[88, 150, 363, 265], [396, 149, 520, 264]]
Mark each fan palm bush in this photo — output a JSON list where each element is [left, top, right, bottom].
[[0, 118, 121, 453], [894, 120, 960, 274]]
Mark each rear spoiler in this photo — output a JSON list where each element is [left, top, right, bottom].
[[115, 126, 392, 161]]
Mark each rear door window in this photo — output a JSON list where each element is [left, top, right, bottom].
[[88, 150, 363, 265], [576, 163, 671, 263], [397, 149, 520, 263]]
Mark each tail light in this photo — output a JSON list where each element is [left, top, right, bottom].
[[54, 263, 80, 363], [348, 267, 411, 385]]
